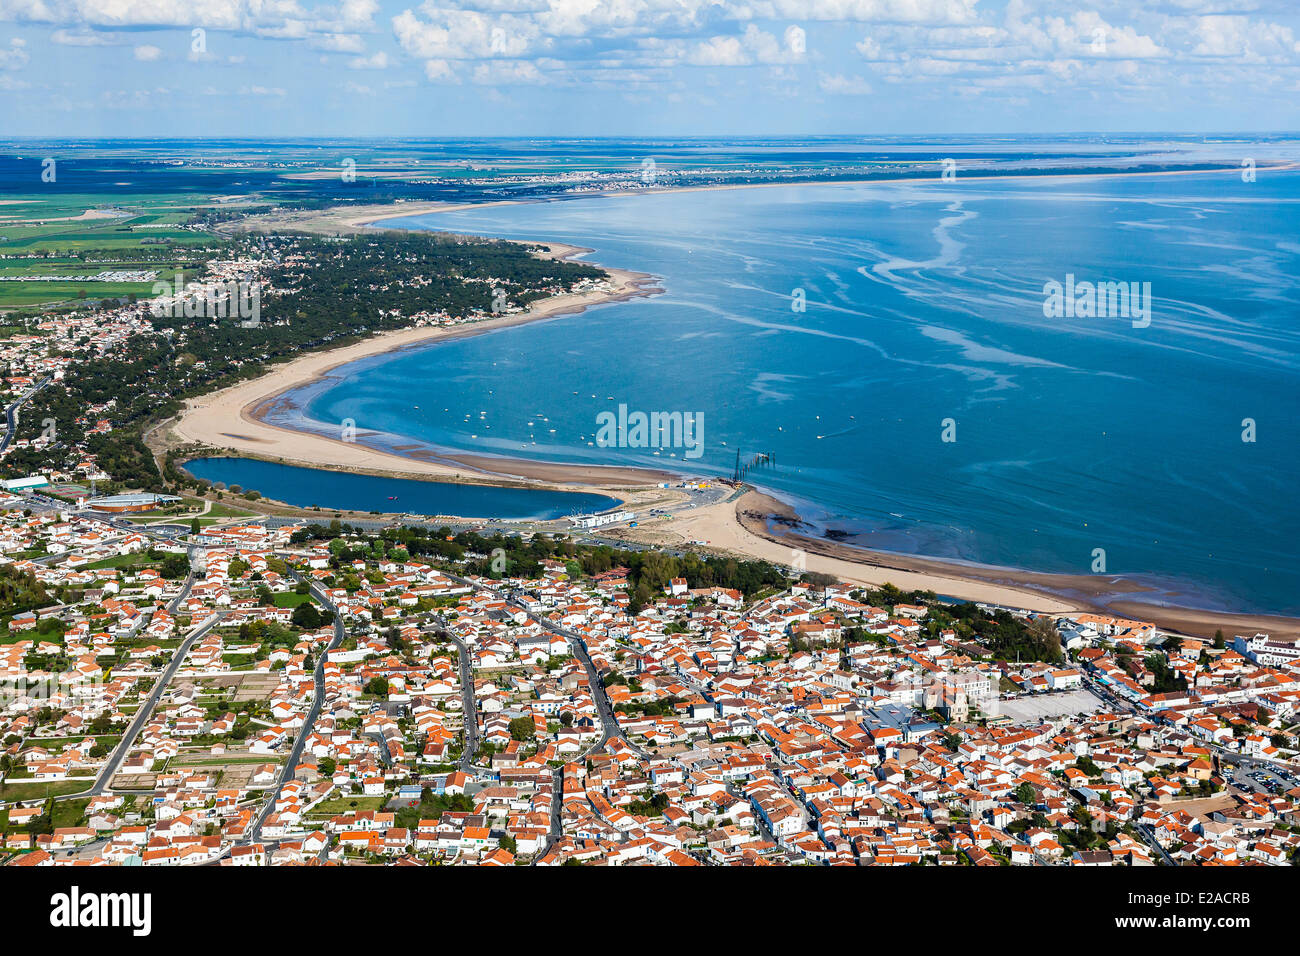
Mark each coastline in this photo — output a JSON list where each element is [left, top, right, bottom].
[[176, 182, 1300, 640], [713, 492, 1300, 641], [168, 242, 674, 491], [222, 161, 1300, 239]]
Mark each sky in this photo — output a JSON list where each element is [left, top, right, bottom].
[[1, 0, 1299, 137]]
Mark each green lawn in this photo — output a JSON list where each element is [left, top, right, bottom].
[[84, 553, 154, 570], [206, 503, 257, 518], [51, 797, 91, 830], [0, 779, 93, 803], [306, 795, 385, 816], [25, 734, 121, 748]]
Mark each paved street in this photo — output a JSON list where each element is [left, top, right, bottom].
[[0, 374, 52, 455], [243, 571, 345, 846]]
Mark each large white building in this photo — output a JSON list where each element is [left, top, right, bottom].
[[2, 474, 48, 491], [1233, 632, 1300, 667], [570, 510, 634, 529]]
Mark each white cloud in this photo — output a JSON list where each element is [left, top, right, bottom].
[[856, 35, 882, 59], [754, 0, 978, 25], [133, 43, 162, 60], [393, 7, 537, 60], [818, 71, 872, 93], [688, 35, 748, 66], [5, 0, 1300, 114], [51, 27, 115, 45], [471, 58, 545, 84], [4, 0, 381, 41], [347, 49, 388, 68], [339, 0, 378, 27], [1, 35, 28, 68], [688, 25, 803, 66], [422, 57, 457, 81], [1189, 15, 1300, 61], [312, 33, 367, 53]]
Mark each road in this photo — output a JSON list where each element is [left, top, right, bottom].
[[528, 608, 649, 759], [242, 572, 344, 846], [440, 571, 646, 759], [431, 573, 647, 864], [1, 557, 206, 807], [0, 374, 52, 455], [1136, 823, 1177, 866], [88, 614, 219, 798], [434, 622, 480, 774]]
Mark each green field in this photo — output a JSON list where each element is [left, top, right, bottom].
[[306, 795, 386, 816], [84, 553, 161, 570], [0, 779, 93, 803], [0, 192, 217, 310]]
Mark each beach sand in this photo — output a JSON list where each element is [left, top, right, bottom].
[[168, 244, 668, 490]]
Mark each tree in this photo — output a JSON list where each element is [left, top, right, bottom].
[[1014, 782, 1036, 805], [1028, 615, 1063, 659], [292, 602, 322, 630], [509, 716, 535, 741], [159, 554, 190, 579], [364, 676, 389, 697], [190, 517, 200, 536]]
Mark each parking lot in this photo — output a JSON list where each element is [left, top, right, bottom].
[[1232, 763, 1299, 796], [996, 689, 1106, 723]]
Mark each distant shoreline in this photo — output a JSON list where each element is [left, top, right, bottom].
[[343, 161, 1300, 232], [224, 160, 1300, 238]]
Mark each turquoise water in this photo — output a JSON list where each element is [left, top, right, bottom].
[[183, 457, 620, 520], [270, 172, 1299, 614]]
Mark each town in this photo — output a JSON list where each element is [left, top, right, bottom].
[[1, 501, 1297, 867]]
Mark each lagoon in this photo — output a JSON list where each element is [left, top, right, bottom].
[[183, 457, 621, 521]]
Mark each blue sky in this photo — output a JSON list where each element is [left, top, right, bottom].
[[2, 0, 1299, 137]]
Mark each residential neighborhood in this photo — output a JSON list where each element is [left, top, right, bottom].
[[3, 504, 1298, 867]]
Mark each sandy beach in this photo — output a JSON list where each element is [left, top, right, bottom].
[[224, 199, 527, 237], [601, 489, 1297, 640], [168, 242, 670, 490]]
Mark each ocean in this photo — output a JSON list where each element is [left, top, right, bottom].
[[270, 169, 1299, 615]]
